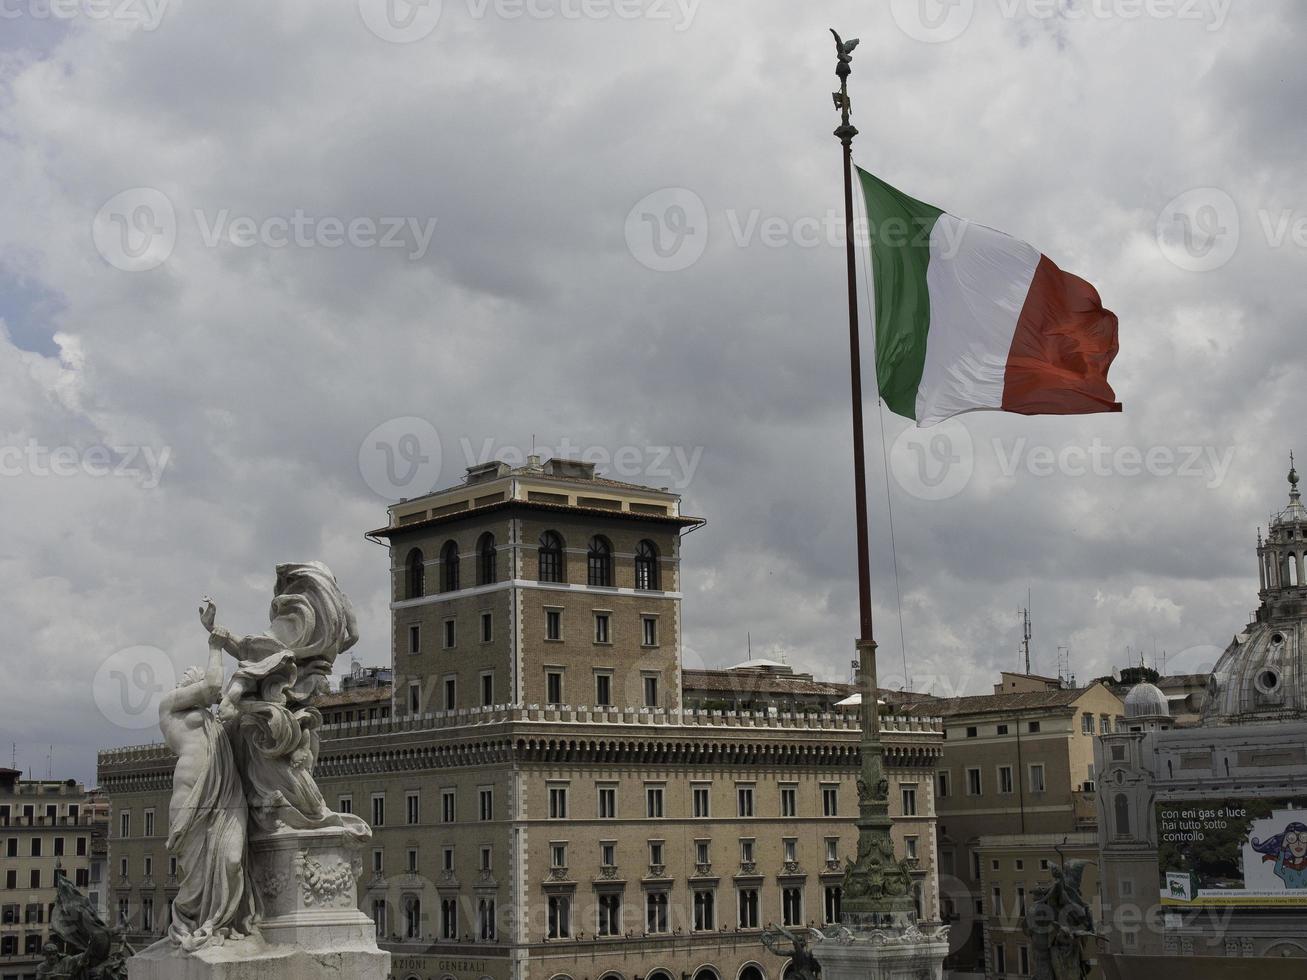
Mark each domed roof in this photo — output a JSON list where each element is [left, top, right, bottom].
[[1202, 621, 1307, 723], [1124, 682, 1170, 719]]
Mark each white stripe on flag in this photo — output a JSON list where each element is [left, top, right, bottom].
[[916, 215, 1041, 426]]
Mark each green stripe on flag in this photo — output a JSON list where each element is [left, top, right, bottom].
[[855, 168, 944, 421]]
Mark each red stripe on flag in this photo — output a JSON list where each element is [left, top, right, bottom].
[[1001, 254, 1122, 417]]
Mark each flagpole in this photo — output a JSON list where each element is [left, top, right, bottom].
[[830, 28, 917, 930]]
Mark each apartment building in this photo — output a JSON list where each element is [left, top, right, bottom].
[[906, 673, 1124, 976], [0, 771, 105, 980], [98, 456, 945, 980]]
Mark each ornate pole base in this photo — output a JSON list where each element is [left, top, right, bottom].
[[812, 922, 950, 980]]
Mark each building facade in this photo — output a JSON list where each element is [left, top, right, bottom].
[[97, 457, 945, 980], [0, 772, 105, 980], [911, 674, 1124, 977], [1095, 469, 1307, 980]]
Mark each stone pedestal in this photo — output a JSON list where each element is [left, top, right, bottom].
[[130, 828, 389, 980], [812, 923, 950, 980]]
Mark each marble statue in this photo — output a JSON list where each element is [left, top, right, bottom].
[[1022, 853, 1098, 980], [132, 563, 387, 980]]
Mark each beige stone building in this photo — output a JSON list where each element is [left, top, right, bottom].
[[97, 457, 945, 980], [902, 673, 1124, 977], [0, 771, 106, 980]]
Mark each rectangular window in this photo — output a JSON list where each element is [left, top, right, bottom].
[[407, 624, 420, 655], [595, 672, 613, 707], [642, 674, 660, 708], [825, 838, 839, 864], [76, 836, 87, 857], [479, 788, 493, 822], [406, 792, 419, 826], [905, 835, 919, 860], [479, 898, 497, 941], [693, 889, 715, 931], [822, 784, 839, 817], [997, 723, 1009, 735], [695, 840, 710, 865], [548, 784, 569, 820], [642, 616, 658, 646], [824, 885, 842, 925], [407, 848, 418, 874], [783, 838, 797, 863], [598, 785, 617, 820], [480, 672, 494, 707], [995, 943, 1007, 974], [441, 789, 456, 824], [548, 895, 571, 939], [738, 888, 759, 929], [443, 676, 457, 711], [999, 765, 1014, 795], [780, 785, 797, 818], [443, 618, 456, 649], [594, 613, 610, 643], [937, 770, 951, 798], [30, 838, 41, 858], [546, 670, 564, 705], [645, 892, 669, 934], [782, 887, 803, 927], [967, 768, 983, 796], [737, 785, 755, 817], [597, 893, 621, 936], [741, 838, 755, 864], [992, 885, 1003, 916], [481, 845, 493, 871], [144, 809, 155, 837], [901, 785, 918, 815], [1083, 713, 1096, 734], [550, 842, 567, 869], [339, 795, 353, 815], [545, 608, 562, 641], [442, 897, 459, 940], [480, 611, 493, 642], [1028, 721, 1041, 733], [692, 784, 711, 818], [407, 681, 420, 714], [600, 841, 617, 868], [1029, 764, 1047, 793], [645, 784, 665, 819], [648, 840, 665, 867], [371, 794, 385, 828], [442, 846, 454, 871], [119, 811, 130, 839], [966, 725, 978, 738]]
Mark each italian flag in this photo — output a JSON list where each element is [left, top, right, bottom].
[[857, 167, 1122, 427]]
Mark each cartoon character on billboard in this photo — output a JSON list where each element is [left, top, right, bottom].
[[1251, 820, 1307, 889]]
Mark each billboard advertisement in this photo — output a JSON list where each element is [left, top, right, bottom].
[[1157, 797, 1307, 907]]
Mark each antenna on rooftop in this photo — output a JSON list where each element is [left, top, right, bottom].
[[1057, 645, 1073, 688], [1019, 589, 1033, 675]]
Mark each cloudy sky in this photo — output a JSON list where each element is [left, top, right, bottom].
[[1, 0, 1302, 785]]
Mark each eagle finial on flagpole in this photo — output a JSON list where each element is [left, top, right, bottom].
[[831, 28, 860, 142]]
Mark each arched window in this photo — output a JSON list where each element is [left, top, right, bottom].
[[588, 536, 613, 588], [440, 541, 460, 592], [477, 533, 497, 586], [635, 539, 659, 591], [406, 548, 424, 599], [739, 968, 766, 980], [538, 531, 565, 583], [1114, 793, 1130, 837]]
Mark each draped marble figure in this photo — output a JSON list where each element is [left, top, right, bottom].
[[156, 562, 367, 954]]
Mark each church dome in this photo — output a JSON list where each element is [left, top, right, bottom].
[[1202, 459, 1307, 724], [1118, 684, 1171, 721], [1124, 682, 1170, 719]]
